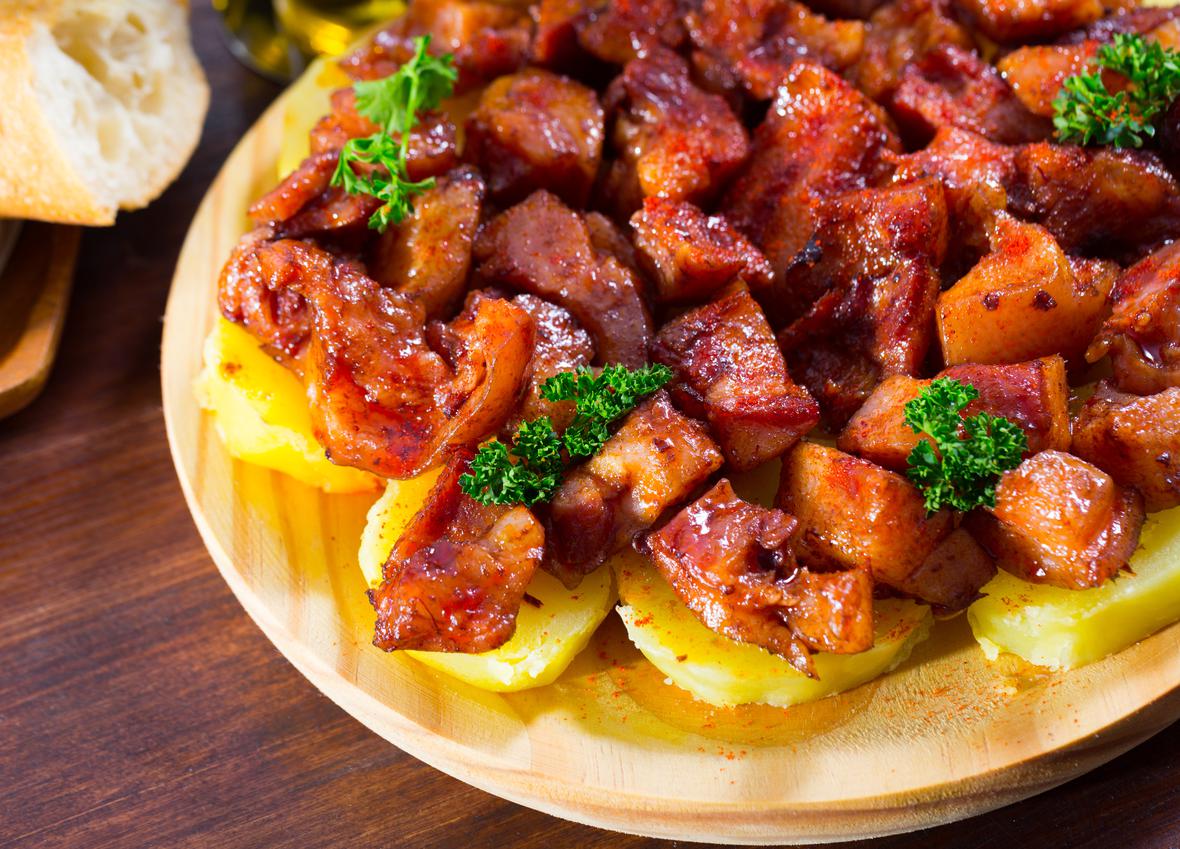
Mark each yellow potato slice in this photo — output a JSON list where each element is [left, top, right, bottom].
[[358, 478, 616, 692], [277, 56, 351, 178], [969, 506, 1180, 670], [195, 318, 378, 493], [614, 552, 932, 708]]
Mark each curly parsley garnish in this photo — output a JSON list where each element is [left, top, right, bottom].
[[904, 378, 1028, 513], [459, 364, 672, 506], [1054, 33, 1180, 148], [331, 35, 456, 231]]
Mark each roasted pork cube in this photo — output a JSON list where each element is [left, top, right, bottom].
[[807, 0, 889, 18], [953, 0, 1104, 43], [722, 62, 899, 292], [218, 231, 313, 366], [631, 198, 772, 304], [776, 178, 946, 425], [1073, 383, 1180, 512], [937, 214, 1114, 366], [777, 443, 957, 599], [686, 0, 865, 99], [651, 283, 820, 470], [965, 450, 1144, 589], [369, 451, 544, 652], [474, 191, 653, 368], [997, 42, 1101, 119], [891, 45, 1052, 145], [367, 167, 484, 321], [465, 69, 604, 208], [851, 0, 973, 102], [601, 48, 750, 216], [837, 356, 1071, 471], [531, 0, 596, 70], [576, 0, 688, 64], [904, 529, 995, 612], [1088, 240, 1180, 395], [1009, 144, 1180, 263], [546, 392, 724, 586], [644, 479, 873, 678]]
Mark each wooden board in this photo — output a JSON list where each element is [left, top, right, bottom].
[[0, 222, 80, 419], [161, 68, 1180, 845]]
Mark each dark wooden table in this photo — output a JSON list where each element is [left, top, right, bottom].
[[3, 5, 1180, 848]]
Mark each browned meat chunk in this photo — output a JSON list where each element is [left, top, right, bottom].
[[686, 0, 865, 99], [722, 62, 899, 291], [369, 451, 544, 652], [474, 190, 654, 368], [1058, 7, 1180, 43], [938, 214, 1115, 366], [651, 283, 820, 470], [838, 356, 1071, 471], [601, 48, 750, 216], [965, 450, 1144, 589], [643, 479, 873, 678], [465, 69, 604, 208], [547, 392, 723, 586], [1073, 383, 1180, 512], [906, 529, 996, 612], [776, 178, 947, 425], [367, 167, 484, 321], [577, 0, 688, 64], [631, 198, 772, 304], [808, 0, 889, 18], [532, 0, 597, 70], [997, 42, 1102, 119], [891, 45, 1052, 145], [851, 0, 973, 102], [953, 0, 1104, 43], [340, 0, 531, 92], [1088, 240, 1180, 395]]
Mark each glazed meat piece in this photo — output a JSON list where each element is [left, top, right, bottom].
[[643, 479, 873, 678], [722, 62, 899, 289], [905, 529, 996, 613], [953, 0, 1104, 43], [601, 48, 750, 217], [1072, 383, 1180, 512], [965, 450, 1144, 589], [776, 178, 947, 425], [650, 283, 820, 470], [1009, 144, 1180, 263], [474, 190, 653, 368], [577, 0, 688, 64], [686, 0, 865, 100], [837, 356, 1071, 472], [465, 69, 604, 209], [247, 151, 339, 229], [850, 0, 973, 102], [997, 42, 1103, 119], [218, 230, 313, 365], [369, 451, 544, 652], [367, 167, 485, 321], [340, 0, 531, 92], [1088, 240, 1180, 395], [532, 0, 597, 70], [631, 198, 773, 304], [547, 392, 723, 586], [1059, 6, 1180, 43], [937, 214, 1115, 366], [807, 0, 889, 18], [891, 45, 1053, 145]]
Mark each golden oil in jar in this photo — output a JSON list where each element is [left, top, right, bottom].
[[273, 0, 406, 57]]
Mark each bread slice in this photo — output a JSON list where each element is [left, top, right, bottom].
[[0, 0, 209, 225]]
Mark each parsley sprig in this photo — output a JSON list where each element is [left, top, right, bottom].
[[331, 35, 456, 231], [459, 364, 672, 506], [904, 378, 1028, 513], [1054, 33, 1180, 148]]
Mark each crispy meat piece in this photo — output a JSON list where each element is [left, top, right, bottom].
[[937, 213, 1115, 366], [906, 529, 996, 613], [531, 0, 596, 70], [722, 62, 899, 291], [1073, 382, 1180, 512], [651, 282, 819, 470], [891, 45, 1053, 145], [643, 479, 873, 678], [369, 450, 544, 652], [965, 450, 1144, 589], [465, 69, 604, 208], [601, 48, 750, 217], [1057, 6, 1180, 43], [576, 0, 689, 64], [851, 0, 973, 102], [838, 356, 1071, 472], [1088, 240, 1180, 395], [631, 198, 772, 304], [807, 0, 889, 18], [997, 42, 1103, 119], [547, 391, 723, 586], [686, 0, 865, 99], [474, 190, 654, 368], [953, 0, 1104, 43]]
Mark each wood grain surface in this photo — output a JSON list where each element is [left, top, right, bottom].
[[2, 5, 1180, 847]]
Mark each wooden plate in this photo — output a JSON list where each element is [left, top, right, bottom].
[[162, 68, 1180, 844]]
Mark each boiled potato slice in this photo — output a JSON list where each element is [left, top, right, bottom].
[[969, 506, 1180, 669], [358, 478, 616, 692], [195, 318, 378, 493], [615, 553, 932, 708]]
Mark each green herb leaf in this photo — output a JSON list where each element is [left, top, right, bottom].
[[903, 378, 1028, 513], [458, 420, 564, 506]]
